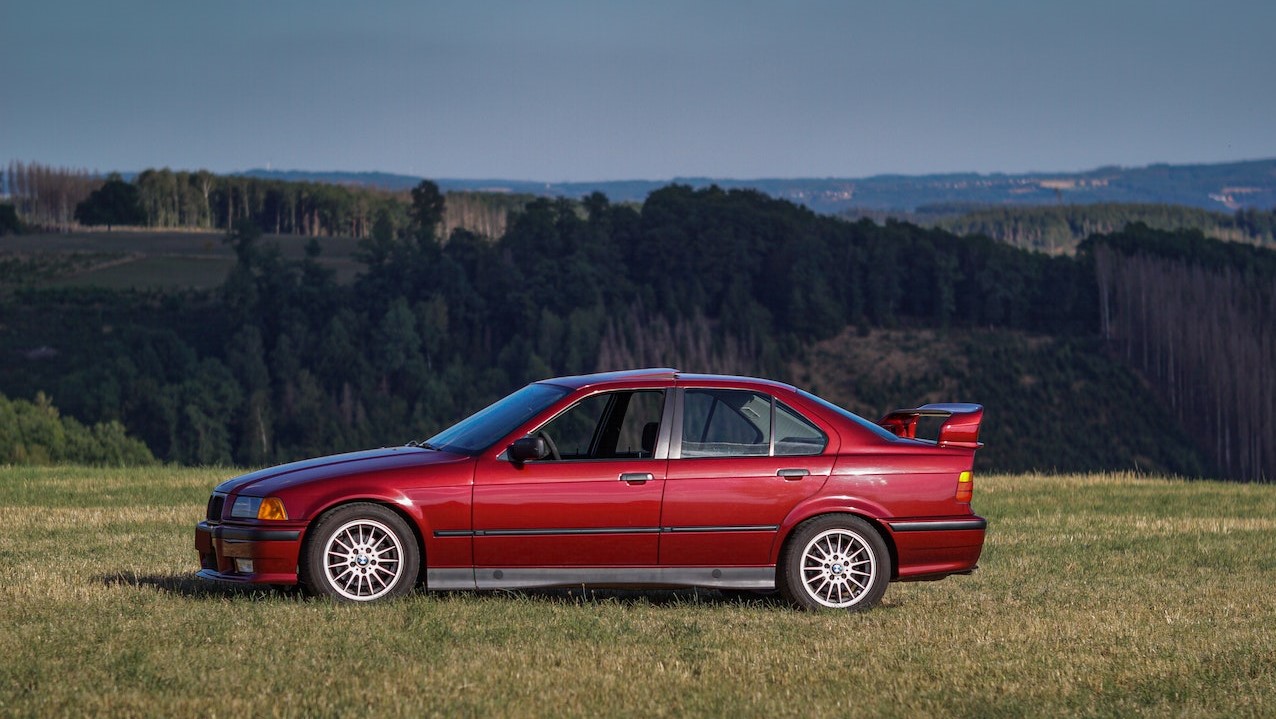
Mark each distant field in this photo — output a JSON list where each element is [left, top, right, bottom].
[[1, 468, 1273, 717], [0, 230, 365, 289]]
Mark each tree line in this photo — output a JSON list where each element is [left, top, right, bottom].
[[4, 162, 540, 241], [937, 203, 1276, 255]]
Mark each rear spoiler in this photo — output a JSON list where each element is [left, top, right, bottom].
[[878, 403, 984, 449]]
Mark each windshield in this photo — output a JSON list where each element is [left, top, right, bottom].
[[797, 390, 901, 442], [425, 383, 570, 454]]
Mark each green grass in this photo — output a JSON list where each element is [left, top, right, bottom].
[[1, 467, 1274, 717]]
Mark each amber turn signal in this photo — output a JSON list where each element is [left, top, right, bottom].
[[955, 471, 973, 503], [257, 497, 289, 521]]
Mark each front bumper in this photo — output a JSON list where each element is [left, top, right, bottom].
[[195, 520, 305, 584]]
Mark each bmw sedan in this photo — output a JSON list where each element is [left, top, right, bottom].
[[196, 368, 986, 610]]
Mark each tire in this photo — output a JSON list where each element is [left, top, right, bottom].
[[779, 514, 890, 611], [302, 503, 420, 602]]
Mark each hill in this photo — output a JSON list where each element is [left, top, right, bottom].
[[1, 184, 1267, 479], [239, 157, 1276, 214]]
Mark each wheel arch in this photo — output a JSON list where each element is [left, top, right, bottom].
[[774, 503, 900, 581], [300, 498, 429, 586]]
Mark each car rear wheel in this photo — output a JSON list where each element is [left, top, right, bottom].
[[780, 514, 890, 611], [302, 503, 420, 602]]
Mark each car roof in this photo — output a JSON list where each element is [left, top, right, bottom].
[[537, 368, 676, 390], [537, 368, 797, 393]]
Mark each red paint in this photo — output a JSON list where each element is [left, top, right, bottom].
[[473, 458, 665, 565], [661, 455, 834, 565], [195, 369, 985, 600]]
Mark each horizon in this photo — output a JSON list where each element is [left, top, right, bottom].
[[8, 155, 1275, 187], [232, 155, 1276, 185]]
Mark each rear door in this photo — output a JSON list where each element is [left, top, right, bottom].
[[659, 387, 833, 566]]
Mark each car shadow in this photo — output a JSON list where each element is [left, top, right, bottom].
[[98, 572, 303, 600], [504, 587, 789, 608], [97, 572, 792, 607]]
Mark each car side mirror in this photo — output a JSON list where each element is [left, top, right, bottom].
[[508, 436, 548, 464]]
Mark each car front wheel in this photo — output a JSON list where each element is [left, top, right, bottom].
[[302, 503, 420, 602], [780, 514, 890, 611]]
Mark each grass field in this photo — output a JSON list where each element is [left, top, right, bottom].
[[1, 468, 1274, 717]]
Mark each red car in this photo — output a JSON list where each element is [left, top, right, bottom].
[[196, 368, 985, 610]]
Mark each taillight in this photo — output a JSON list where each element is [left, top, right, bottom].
[[955, 471, 973, 503]]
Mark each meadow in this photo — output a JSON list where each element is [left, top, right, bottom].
[[0, 467, 1273, 717]]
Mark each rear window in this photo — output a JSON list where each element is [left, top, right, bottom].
[[797, 390, 900, 442]]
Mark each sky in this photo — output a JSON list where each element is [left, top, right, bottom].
[[3, 0, 1274, 182]]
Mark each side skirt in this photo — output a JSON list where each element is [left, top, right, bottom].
[[426, 566, 776, 591]]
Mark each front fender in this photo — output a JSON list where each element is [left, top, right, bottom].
[[296, 489, 423, 555], [294, 483, 474, 569], [306, 489, 417, 522]]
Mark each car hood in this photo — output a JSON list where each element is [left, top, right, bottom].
[[215, 446, 469, 496]]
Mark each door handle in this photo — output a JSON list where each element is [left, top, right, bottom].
[[776, 468, 809, 479], [619, 472, 654, 484]]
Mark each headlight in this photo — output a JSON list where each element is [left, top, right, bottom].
[[230, 496, 289, 520]]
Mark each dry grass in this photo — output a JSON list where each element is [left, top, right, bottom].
[[1, 466, 1274, 717]]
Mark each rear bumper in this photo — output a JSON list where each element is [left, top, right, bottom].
[[886, 516, 986, 581], [195, 521, 304, 585]]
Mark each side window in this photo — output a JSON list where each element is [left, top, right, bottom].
[[774, 401, 827, 456], [535, 390, 664, 460], [613, 391, 664, 457], [540, 394, 610, 459], [681, 389, 770, 457]]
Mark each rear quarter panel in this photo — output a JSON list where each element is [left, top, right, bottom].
[[773, 443, 982, 576]]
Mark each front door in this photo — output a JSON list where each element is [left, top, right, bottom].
[[472, 389, 668, 573]]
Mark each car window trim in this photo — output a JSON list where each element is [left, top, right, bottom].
[[671, 388, 828, 459], [515, 388, 672, 463], [768, 395, 777, 456], [774, 398, 828, 455]]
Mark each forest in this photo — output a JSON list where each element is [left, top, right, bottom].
[[1, 168, 1271, 480], [1089, 228, 1276, 481], [934, 203, 1276, 255], [0, 160, 528, 242]]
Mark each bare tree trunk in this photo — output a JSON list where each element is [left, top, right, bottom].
[[1101, 247, 1273, 481]]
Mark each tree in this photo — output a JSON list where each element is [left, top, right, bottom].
[[409, 180, 446, 244], [6, 160, 99, 230], [0, 391, 155, 465], [0, 204, 19, 235], [74, 173, 144, 230]]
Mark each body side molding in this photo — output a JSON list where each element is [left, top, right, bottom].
[[887, 518, 987, 532], [434, 525, 779, 538]]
